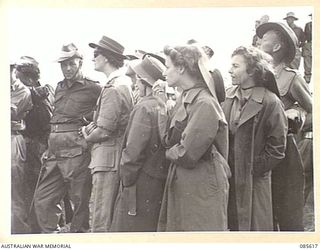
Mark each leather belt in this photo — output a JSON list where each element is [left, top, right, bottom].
[[303, 131, 313, 139], [51, 123, 81, 133]]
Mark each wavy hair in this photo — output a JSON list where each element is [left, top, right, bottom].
[[231, 46, 274, 85], [163, 45, 205, 83]]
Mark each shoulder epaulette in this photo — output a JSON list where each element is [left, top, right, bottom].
[[84, 77, 99, 83], [284, 67, 298, 74]]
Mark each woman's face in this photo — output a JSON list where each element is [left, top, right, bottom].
[[93, 50, 106, 72], [163, 56, 181, 88], [136, 77, 146, 97], [229, 54, 251, 86]]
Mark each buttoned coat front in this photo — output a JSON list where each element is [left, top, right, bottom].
[[158, 87, 230, 231], [222, 86, 287, 231]]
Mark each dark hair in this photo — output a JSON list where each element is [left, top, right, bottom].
[[15, 64, 40, 81], [231, 46, 273, 85], [163, 45, 205, 82], [96, 48, 124, 69], [272, 30, 291, 64]]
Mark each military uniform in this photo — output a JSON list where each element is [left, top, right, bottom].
[[33, 76, 101, 233], [89, 70, 133, 232], [111, 95, 167, 232], [272, 64, 312, 231], [11, 79, 33, 233], [288, 23, 305, 69], [302, 21, 312, 83]]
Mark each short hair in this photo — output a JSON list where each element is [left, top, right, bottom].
[[231, 46, 273, 85], [272, 30, 291, 63], [15, 63, 40, 81], [163, 45, 205, 82], [96, 48, 124, 69]]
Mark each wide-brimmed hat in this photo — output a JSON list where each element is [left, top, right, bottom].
[[132, 55, 166, 86], [125, 59, 141, 76], [89, 35, 127, 59], [261, 69, 280, 98], [197, 48, 225, 103], [283, 12, 298, 20], [256, 22, 298, 64], [56, 43, 83, 62], [15, 56, 39, 68]]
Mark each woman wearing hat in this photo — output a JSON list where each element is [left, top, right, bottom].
[[157, 44, 230, 231], [111, 56, 168, 232], [81, 35, 133, 232], [222, 46, 287, 231]]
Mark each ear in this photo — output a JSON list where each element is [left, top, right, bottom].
[[177, 65, 186, 74], [273, 43, 282, 53]]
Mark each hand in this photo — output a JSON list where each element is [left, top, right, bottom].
[[285, 108, 300, 121], [85, 122, 97, 134], [152, 80, 167, 96]]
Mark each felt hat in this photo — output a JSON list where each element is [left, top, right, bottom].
[[283, 12, 298, 20], [132, 55, 166, 86], [256, 22, 298, 64], [56, 43, 83, 62], [89, 35, 127, 59]]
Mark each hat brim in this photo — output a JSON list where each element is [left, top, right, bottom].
[[56, 51, 82, 63], [262, 70, 280, 98], [89, 42, 128, 60], [210, 69, 226, 103], [283, 16, 298, 20], [256, 22, 296, 64]]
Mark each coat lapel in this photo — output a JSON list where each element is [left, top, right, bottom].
[[237, 87, 265, 127]]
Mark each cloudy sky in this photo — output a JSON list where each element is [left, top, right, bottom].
[[5, 6, 313, 88]]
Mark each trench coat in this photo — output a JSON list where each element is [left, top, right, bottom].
[[222, 86, 287, 231], [111, 95, 168, 232], [157, 87, 230, 231]]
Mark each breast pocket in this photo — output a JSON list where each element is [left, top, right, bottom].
[[89, 140, 119, 171]]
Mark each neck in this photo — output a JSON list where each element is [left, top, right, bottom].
[[240, 78, 255, 90], [103, 65, 117, 78]]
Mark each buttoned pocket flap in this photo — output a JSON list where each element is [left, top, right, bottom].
[[57, 147, 82, 158]]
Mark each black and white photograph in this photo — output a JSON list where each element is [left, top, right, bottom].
[[1, 0, 318, 248]]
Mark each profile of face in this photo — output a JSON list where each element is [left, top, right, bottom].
[[136, 77, 147, 97], [93, 50, 106, 72], [259, 30, 278, 56], [60, 57, 82, 80], [10, 67, 16, 85], [229, 55, 251, 86], [163, 56, 180, 88]]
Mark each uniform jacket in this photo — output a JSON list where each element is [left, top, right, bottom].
[[89, 71, 133, 173], [111, 95, 168, 232], [158, 87, 230, 231], [222, 86, 287, 230]]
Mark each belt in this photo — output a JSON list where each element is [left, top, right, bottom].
[[303, 131, 313, 139], [50, 123, 81, 133]]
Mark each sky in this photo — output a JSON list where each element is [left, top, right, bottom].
[[5, 6, 313, 88]]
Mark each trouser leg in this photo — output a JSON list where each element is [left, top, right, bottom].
[[68, 153, 92, 233], [33, 159, 66, 233], [91, 171, 119, 232]]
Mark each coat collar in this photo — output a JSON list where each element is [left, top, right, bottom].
[[182, 87, 204, 104], [225, 86, 265, 127]]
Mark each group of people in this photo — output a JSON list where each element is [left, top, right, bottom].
[[10, 17, 313, 234], [253, 12, 313, 84]]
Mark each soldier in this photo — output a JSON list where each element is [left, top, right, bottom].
[[283, 12, 305, 69], [11, 62, 33, 233], [257, 22, 312, 231], [13, 56, 54, 229], [302, 14, 312, 83], [111, 55, 168, 232], [32, 43, 102, 233], [80, 35, 133, 232]]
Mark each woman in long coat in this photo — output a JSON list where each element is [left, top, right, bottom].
[[111, 55, 168, 232], [157, 44, 230, 231], [222, 46, 288, 231]]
